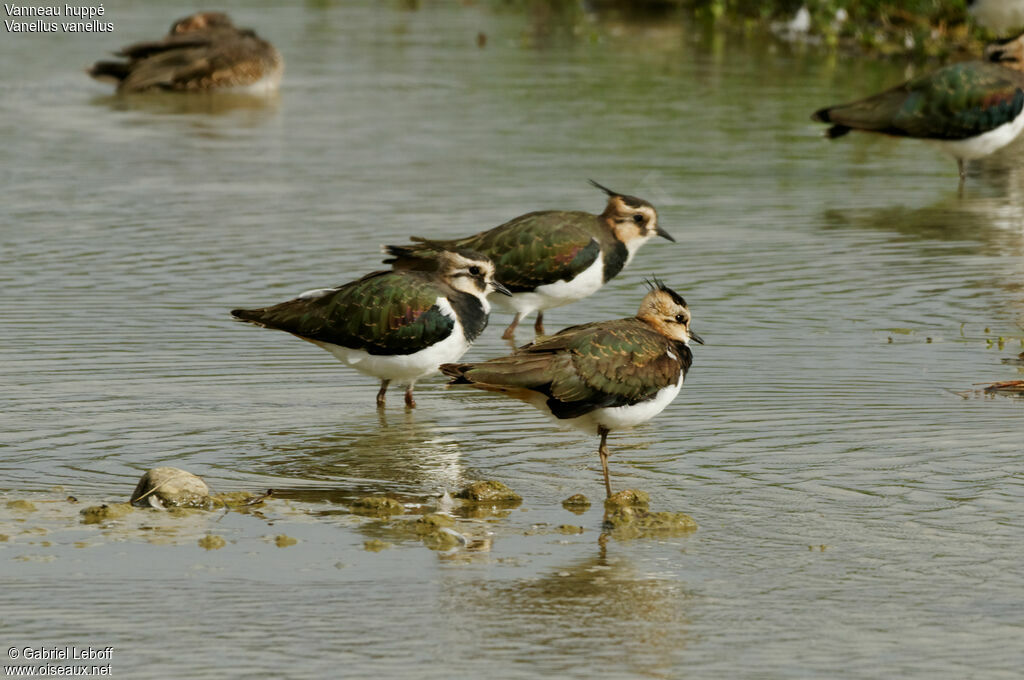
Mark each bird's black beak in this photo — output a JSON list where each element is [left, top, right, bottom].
[[656, 226, 675, 242], [688, 330, 704, 345], [490, 280, 513, 296]]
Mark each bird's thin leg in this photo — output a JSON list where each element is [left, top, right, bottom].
[[958, 158, 966, 181], [404, 384, 416, 409], [534, 311, 545, 336], [501, 313, 522, 340], [598, 426, 612, 499], [376, 379, 390, 409]]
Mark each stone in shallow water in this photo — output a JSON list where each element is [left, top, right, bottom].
[[349, 496, 405, 517], [130, 467, 211, 509], [605, 506, 698, 540], [420, 528, 461, 551], [561, 494, 591, 513], [604, 489, 650, 511], [80, 503, 133, 525], [363, 539, 392, 552], [454, 481, 522, 504], [414, 513, 455, 534]]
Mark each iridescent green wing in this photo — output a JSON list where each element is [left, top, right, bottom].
[[455, 211, 602, 293], [452, 319, 688, 418], [823, 62, 1024, 140], [536, 319, 689, 417], [238, 270, 455, 355], [894, 62, 1024, 139]]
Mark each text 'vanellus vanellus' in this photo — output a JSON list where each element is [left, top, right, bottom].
[[440, 279, 702, 498], [383, 181, 674, 340], [812, 32, 1024, 182], [88, 11, 283, 94], [232, 250, 511, 408]]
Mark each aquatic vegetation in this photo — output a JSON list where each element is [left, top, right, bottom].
[[274, 534, 299, 548], [198, 534, 226, 550], [561, 494, 592, 513], [80, 503, 134, 525], [454, 480, 523, 504], [349, 496, 406, 517], [605, 506, 698, 540]]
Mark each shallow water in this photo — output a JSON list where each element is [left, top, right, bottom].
[[2, 2, 1023, 678]]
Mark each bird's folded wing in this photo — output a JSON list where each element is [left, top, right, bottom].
[[824, 63, 1024, 140], [235, 271, 455, 355], [455, 319, 687, 418], [457, 212, 601, 292]]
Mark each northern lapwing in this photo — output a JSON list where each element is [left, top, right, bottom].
[[812, 32, 1024, 182], [231, 249, 511, 408], [88, 11, 283, 94], [440, 279, 702, 498], [383, 181, 674, 340]]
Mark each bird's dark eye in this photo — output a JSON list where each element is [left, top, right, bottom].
[[632, 214, 644, 224], [675, 314, 686, 324], [468, 266, 481, 276]]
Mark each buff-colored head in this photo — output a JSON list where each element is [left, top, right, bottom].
[[591, 180, 674, 250], [170, 11, 236, 35], [436, 249, 511, 300], [985, 32, 1024, 71], [636, 279, 703, 346]]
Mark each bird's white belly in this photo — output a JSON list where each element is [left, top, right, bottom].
[[932, 111, 1024, 160], [493, 252, 605, 316], [526, 372, 685, 433], [585, 376, 684, 431], [311, 299, 470, 385]]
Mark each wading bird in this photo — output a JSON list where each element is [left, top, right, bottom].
[[441, 280, 701, 497], [88, 11, 283, 94], [812, 32, 1024, 182], [384, 181, 674, 340], [232, 250, 510, 408]]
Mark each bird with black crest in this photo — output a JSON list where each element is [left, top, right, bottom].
[[384, 181, 674, 340], [441, 279, 702, 498]]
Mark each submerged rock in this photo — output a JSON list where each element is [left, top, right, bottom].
[[130, 467, 211, 509], [363, 539, 392, 552], [604, 489, 650, 511], [606, 506, 697, 540], [414, 513, 455, 534], [455, 480, 522, 504], [366, 512, 471, 551], [198, 534, 226, 550], [561, 494, 591, 513], [421, 528, 462, 551], [349, 496, 405, 517], [556, 524, 585, 535], [6, 500, 37, 513], [80, 503, 133, 525]]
